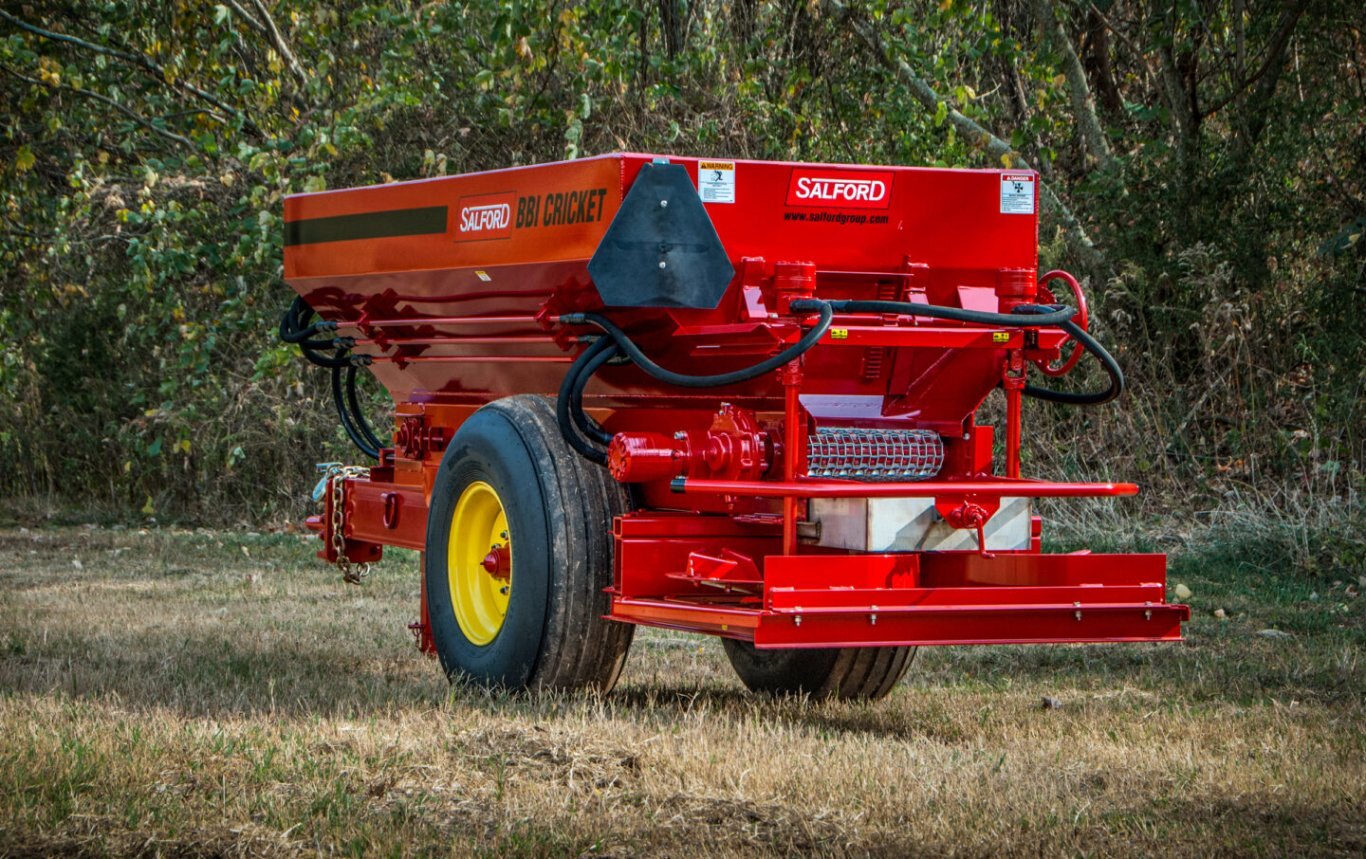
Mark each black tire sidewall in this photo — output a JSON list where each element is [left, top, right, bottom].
[[721, 639, 841, 694], [425, 408, 551, 688]]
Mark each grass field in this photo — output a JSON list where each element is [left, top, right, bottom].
[[0, 525, 1361, 857]]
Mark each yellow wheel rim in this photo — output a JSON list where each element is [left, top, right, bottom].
[[447, 481, 512, 646]]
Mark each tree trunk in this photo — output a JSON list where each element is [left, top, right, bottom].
[[1031, 0, 1113, 171]]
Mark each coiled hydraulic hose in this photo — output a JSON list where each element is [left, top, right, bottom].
[[279, 295, 338, 344], [280, 296, 381, 459], [331, 363, 381, 459], [795, 298, 1076, 329], [1010, 305, 1123, 406], [798, 299, 1121, 405], [554, 297, 1120, 459], [280, 297, 355, 368], [555, 336, 620, 464], [554, 304, 834, 459], [559, 302, 834, 388]]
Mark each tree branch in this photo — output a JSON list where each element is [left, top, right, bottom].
[[245, 0, 308, 87], [0, 9, 256, 134], [821, 0, 1108, 274], [221, 0, 266, 34], [1, 64, 195, 149], [1199, 0, 1308, 120]]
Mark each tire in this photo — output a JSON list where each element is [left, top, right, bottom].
[[424, 395, 632, 692], [721, 640, 915, 701]]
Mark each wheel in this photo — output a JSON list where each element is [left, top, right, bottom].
[[721, 640, 915, 700], [424, 395, 633, 691], [1032, 269, 1089, 377]]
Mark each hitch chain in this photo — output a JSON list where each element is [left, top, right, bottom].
[[324, 464, 371, 585]]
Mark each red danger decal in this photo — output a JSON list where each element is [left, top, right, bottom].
[[786, 169, 893, 209], [454, 192, 515, 241]]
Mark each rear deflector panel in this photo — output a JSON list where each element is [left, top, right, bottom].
[[588, 162, 735, 308]]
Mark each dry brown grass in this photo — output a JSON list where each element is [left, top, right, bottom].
[[0, 526, 1362, 857]]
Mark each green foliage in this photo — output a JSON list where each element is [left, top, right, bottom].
[[0, 0, 1361, 524]]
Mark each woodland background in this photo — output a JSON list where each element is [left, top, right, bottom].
[[0, 0, 1361, 573]]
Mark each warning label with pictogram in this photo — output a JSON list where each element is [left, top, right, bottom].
[[698, 161, 736, 204], [1000, 173, 1036, 215]]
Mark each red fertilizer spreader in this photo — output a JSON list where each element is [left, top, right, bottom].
[[280, 154, 1187, 697]]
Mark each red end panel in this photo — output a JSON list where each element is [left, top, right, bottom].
[[283, 156, 623, 280]]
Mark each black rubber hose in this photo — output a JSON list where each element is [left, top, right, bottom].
[[331, 363, 379, 459], [570, 340, 621, 445], [280, 296, 338, 344], [803, 298, 1075, 328], [556, 336, 616, 464], [345, 361, 384, 451], [1012, 310, 1124, 406], [561, 301, 835, 388], [298, 344, 355, 369], [802, 297, 1119, 404], [282, 297, 353, 367]]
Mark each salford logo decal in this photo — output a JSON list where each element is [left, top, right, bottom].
[[454, 192, 515, 241], [786, 169, 893, 208]]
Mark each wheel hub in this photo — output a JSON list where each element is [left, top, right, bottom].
[[447, 481, 512, 645]]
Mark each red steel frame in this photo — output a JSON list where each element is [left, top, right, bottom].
[[286, 154, 1188, 654]]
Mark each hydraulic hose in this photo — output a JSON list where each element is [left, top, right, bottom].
[[331, 362, 380, 460], [280, 296, 339, 344], [282, 295, 382, 458], [560, 301, 834, 388], [556, 336, 618, 464], [569, 341, 621, 446], [299, 342, 355, 369], [806, 297, 1121, 405], [1011, 307, 1123, 405], [554, 305, 832, 462], [346, 361, 384, 451], [795, 298, 1075, 328], [552, 292, 1120, 463], [281, 297, 354, 368]]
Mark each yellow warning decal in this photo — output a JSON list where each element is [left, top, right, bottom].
[[830, 328, 849, 340], [992, 332, 1010, 343]]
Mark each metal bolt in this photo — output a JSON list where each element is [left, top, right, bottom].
[[673, 431, 687, 441], [658, 260, 667, 269], [500, 531, 508, 540], [794, 614, 802, 627], [870, 612, 878, 626], [500, 586, 509, 595], [660, 199, 668, 207]]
